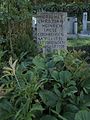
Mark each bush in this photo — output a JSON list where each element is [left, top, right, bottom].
[[0, 51, 90, 120], [68, 45, 90, 63]]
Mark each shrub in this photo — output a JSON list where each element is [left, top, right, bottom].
[[0, 51, 90, 120]]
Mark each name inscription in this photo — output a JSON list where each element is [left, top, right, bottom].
[[37, 12, 67, 52]]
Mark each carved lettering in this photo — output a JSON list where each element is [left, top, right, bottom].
[[37, 12, 67, 52]]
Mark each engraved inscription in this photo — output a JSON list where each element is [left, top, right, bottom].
[[37, 12, 67, 52]]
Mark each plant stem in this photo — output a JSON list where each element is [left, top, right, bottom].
[[51, 109, 67, 120], [14, 74, 21, 89]]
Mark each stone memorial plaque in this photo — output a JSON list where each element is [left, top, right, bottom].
[[37, 12, 67, 52]]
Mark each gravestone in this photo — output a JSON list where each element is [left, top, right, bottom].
[[81, 12, 88, 34], [67, 17, 77, 35], [36, 12, 67, 52], [80, 12, 90, 35]]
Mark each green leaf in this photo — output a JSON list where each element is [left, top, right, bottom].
[[54, 84, 61, 96], [26, 112, 34, 120], [30, 103, 44, 112], [33, 56, 45, 69], [51, 70, 59, 80], [24, 70, 34, 80], [39, 90, 58, 107], [59, 71, 72, 85], [75, 110, 90, 120], [63, 112, 75, 120], [40, 115, 58, 120], [56, 100, 61, 113], [67, 81, 76, 87], [46, 60, 55, 68], [63, 86, 77, 97], [0, 99, 14, 120], [63, 104, 79, 120], [83, 79, 90, 90], [14, 109, 22, 120], [65, 104, 79, 113], [0, 99, 13, 112], [53, 55, 64, 63]]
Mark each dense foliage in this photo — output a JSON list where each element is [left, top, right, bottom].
[[68, 38, 90, 63], [34, 2, 90, 14], [0, 51, 90, 120], [0, 1, 90, 120], [0, 0, 37, 57]]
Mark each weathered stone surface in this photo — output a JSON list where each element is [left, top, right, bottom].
[[37, 12, 67, 52]]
